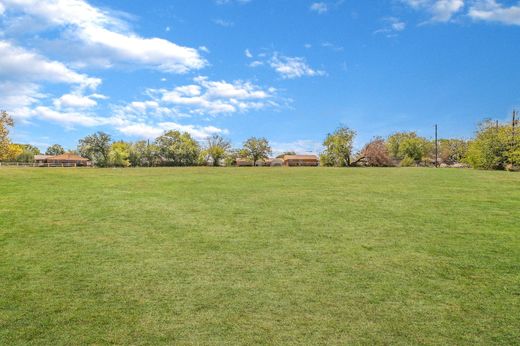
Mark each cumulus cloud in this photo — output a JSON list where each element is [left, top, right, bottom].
[[152, 76, 278, 115], [0, 40, 101, 89], [269, 54, 326, 79], [469, 0, 520, 25], [53, 93, 103, 109], [0, 81, 44, 120], [118, 122, 227, 140], [402, 0, 465, 22], [0, 0, 206, 73], [310, 2, 329, 14]]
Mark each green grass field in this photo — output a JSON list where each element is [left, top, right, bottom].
[[1, 167, 519, 344]]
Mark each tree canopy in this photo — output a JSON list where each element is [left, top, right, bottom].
[[46, 144, 65, 156], [155, 130, 200, 166], [78, 131, 112, 167], [0, 111, 14, 161], [320, 126, 356, 167], [242, 137, 272, 165], [204, 135, 231, 166]]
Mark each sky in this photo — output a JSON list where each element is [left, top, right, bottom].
[[1, 0, 519, 154]]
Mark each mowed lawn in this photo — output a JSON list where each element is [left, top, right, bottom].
[[0, 168, 519, 345]]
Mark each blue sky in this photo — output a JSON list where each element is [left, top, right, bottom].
[[1, 0, 519, 154]]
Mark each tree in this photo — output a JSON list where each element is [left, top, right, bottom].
[[242, 137, 272, 166], [359, 137, 392, 167], [204, 135, 231, 166], [78, 131, 112, 167], [46, 144, 65, 156], [5, 144, 23, 161], [386, 132, 431, 165], [465, 120, 510, 170], [320, 126, 356, 167], [0, 110, 14, 161], [155, 130, 200, 166], [109, 141, 131, 167], [13, 144, 40, 162], [438, 139, 468, 165]]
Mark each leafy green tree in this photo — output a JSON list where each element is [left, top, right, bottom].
[[0, 110, 14, 161], [204, 135, 231, 166], [386, 132, 431, 165], [7, 144, 40, 162], [78, 131, 112, 167], [439, 139, 468, 165], [223, 148, 248, 166], [386, 132, 418, 160], [320, 126, 356, 167], [465, 120, 510, 170], [109, 141, 131, 167], [46, 144, 65, 156], [242, 137, 272, 166], [155, 130, 200, 166], [5, 143, 23, 161]]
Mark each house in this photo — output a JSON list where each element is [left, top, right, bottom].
[[236, 158, 253, 167], [283, 155, 319, 167], [36, 153, 92, 167], [270, 158, 284, 167], [34, 155, 54, 165]]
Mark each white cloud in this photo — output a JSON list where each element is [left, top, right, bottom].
[[310, 2, 328, 14], [117, 122, 227, 140], [321, 42, 344, 51], [0, 40, 101, 89], [0, 81, 44, 119], [469, 0, 520, 25], [374, 17, 407, 36], [249, 60, 263, 67], [156, 76, 277, 115], [0, 2, 5, 14], [269, 54, 326, 79], [213, 18, 234, 27], [402, 0, 464, 22], [0, 0, 206, 73], [53, 93, 100, 109], [31, 106, 118, 127], [245, 49, 253, 58]]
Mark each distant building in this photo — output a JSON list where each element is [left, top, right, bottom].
[[236, 158, 253, 167], [283, 155, 319, 167], [35, 154, 91, 167], [270, 158, 284, 167]]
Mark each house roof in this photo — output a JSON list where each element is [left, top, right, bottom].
[[34, 155, 53, 160], [283, 155, 319, 160], [47, 154, 90, 161]]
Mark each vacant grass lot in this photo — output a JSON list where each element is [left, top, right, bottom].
[[0, 167, 519, 344]]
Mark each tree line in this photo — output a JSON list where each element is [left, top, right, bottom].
[[1, 110, 518, 170]]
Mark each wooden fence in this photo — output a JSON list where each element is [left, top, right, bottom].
[[0, 162, 89, 168]]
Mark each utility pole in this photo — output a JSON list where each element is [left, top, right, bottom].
[[435, 124, 439, 168], [513, 110, 517, 147]]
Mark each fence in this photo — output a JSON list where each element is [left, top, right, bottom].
[[0, 162, 89, 168]]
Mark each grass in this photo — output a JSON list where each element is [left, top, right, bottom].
[[0, 167, 519, 345]]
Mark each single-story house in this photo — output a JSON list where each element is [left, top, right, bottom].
[[35, 153, 92, 167], [34, 155, 54, 164], [283, 155, 319, 167], [236, 158, 253, 167], [270, 158, 284, 167]]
